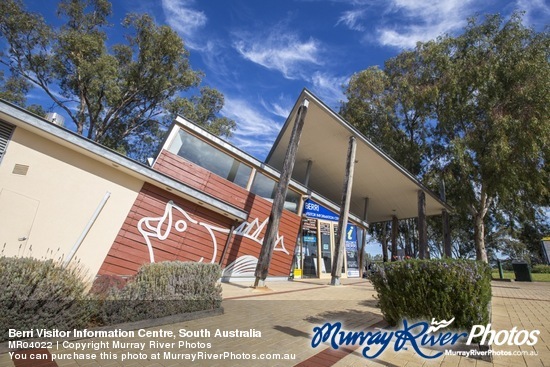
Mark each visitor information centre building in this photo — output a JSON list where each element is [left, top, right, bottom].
[[0, 89, 449, 281]]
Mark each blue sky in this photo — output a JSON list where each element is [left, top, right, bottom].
[[21, 0, 550, 160]]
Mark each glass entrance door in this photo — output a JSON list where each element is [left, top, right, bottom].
[[300, 219, 348, 278], [319, 222, 332, 276], [318, 221, 346, 278], [302, 219, 318, 278]]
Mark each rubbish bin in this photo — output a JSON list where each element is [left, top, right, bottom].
[[512, 261, 532, 282]]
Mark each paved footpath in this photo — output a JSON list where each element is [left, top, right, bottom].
[[1, 279, 548, 367]]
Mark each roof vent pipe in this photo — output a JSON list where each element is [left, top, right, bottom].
[[45, 112, 65, 127]]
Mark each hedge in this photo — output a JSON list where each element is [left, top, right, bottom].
[[0, 257, 94, 342], [100, 261, 222, 325], [370, 259, 492, 331], [1, 257, 224, 341]]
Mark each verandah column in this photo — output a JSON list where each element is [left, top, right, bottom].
[[440, 180, 452, 258], [391, 215, 398, 261], [418, 190, 427, 259], [254, 99, 309, 287], [331, 136, 357, 286], [358, 198, 368, 278]]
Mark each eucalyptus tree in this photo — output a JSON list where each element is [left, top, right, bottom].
[[426, 13, 549, 262], [342, 13, 549, 262], [342, 53, 432, 259], [0, 0, 235, 160]]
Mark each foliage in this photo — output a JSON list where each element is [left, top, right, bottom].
[[342, 13, 550, 262], [0, 71, 45, 116], [341, 63, 429, 176], [0, 0, 236, 161], [100, 261, 222, 324], [531, 264, 550, 274], [0, 256, 93, 342], [370, 259, 492, 331], [165, 87, 236, 137], [429, 13, 549, 262]]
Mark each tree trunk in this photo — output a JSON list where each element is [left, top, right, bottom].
[[472, 190, 491, 263], [474, 212, 488, 262]]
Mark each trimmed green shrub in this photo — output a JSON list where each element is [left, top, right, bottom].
[[101, 261, 222, 324], [0, 256, 93, 342], [532, 264, 550, 273], [370, 259, 492, 331]]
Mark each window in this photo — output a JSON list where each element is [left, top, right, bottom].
[[168, 129, 252, 188], [250, 172, 301, 213], [0, 121, 15, 164]]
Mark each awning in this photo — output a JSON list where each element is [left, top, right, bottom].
[[265, 89, 451, 223]]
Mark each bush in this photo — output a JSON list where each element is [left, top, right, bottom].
[[531, 264, 550, 273], [0, 257, 93, 342], [370, 259, 492, 331], [101, 261, 222, 324]]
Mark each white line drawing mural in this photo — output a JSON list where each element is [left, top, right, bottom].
[[137, 200, 289, 267], [222, 255, 258, 277]]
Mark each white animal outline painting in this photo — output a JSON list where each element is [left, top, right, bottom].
[[137, 200, 289, 274]]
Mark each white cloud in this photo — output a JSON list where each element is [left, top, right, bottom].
[[269, 102, 291, 118], [161, 0, 207, 49], [336, 9, 366, 31], [310, 72, 349, 108], [337, 0, 479, 49], [516, 0, 550, 28], [222, 96, 285, 159], [377, 0, 476, 48], [260, 95, 293, 118], [233, 31, 323, 80]]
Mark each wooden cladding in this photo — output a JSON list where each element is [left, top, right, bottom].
[[99, 152, 301, 277]]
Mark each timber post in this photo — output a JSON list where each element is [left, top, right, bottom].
[[442, 210, 451, 257], [253, 99, 309, 287], [418, 190, 427, 259], [391, 215, 398, 261], [358, 198, 368, 278], [381, 222, 389, 262], [440, 180, 452, 258], [331, 136, 357, 286]]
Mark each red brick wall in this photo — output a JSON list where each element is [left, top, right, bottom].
[[98, 151, 301, 277]]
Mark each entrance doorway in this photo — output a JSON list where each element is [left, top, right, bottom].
[[300, 219, 346, 279]]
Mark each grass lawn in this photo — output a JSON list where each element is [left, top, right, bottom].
[[492, 270, 550, 282]]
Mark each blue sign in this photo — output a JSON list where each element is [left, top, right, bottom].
[[345, 224, 359, 277], [303, 199, 339, 221], [345, 224, 358, 251]]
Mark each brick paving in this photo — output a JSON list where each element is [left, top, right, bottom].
[[0, 279, 548, 367]]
